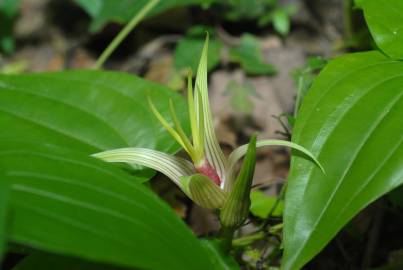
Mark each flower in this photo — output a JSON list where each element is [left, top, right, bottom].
[[92, 36, 323, 210]]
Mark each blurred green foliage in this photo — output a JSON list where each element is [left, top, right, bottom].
[[224, 80, 260, 114], [229, 34, 277, 75], [0, 0, 21, 54], [250, 190, 284, 218], [73, 0, 214, 31], [174, 27, 222, 74]]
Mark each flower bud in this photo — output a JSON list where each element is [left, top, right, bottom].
[[220, 134, 257, 228], [180, 174, 227, 209]]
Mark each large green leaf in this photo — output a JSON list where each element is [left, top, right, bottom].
[[73, 0, 213, 31], [201, 239, 240, 270], [0, 70, 188, 176], [0, 174, 8, 261], [13, 252, 127, 270], [282, 51, 403, 270], [1, 141, 215, 269], [360, 0, 403, 59]]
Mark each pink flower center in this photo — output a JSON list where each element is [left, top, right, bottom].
[[196, 159, 221, 186]]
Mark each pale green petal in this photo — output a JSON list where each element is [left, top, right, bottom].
[[92, 148, 195, 188], [194, 35, 228, 184], [226, 140, 325, 191]]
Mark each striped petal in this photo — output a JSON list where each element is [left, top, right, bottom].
[[194, 35, 228, 186], [226, 139, 324, 191], [92, 148, 195, 190]]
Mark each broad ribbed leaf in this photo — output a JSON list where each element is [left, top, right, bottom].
[[361, 0, 403, 59], [0, 141, 215, 270], [282, 51, 403, 270], [0, 70, 188, 178]]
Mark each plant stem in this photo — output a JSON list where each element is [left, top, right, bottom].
[[261, 183, 287, 230], [343, 0, 354, 41], [93, 0, 159, 69], [220, 226, 235, 253], [232, 231, 265, 247], [294, 72, 305, 117]]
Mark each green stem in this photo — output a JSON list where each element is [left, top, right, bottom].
[[294, 73, 305, 117], [232, 231, 265, 247], [262, 183, 287, 230], [93, 0, 159, 69], [343, 0, 354, 40], [220, 226, 235, 253]]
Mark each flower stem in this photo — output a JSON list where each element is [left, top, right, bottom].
[[93, 0, 159, 69], [220, 226, 235, 253]]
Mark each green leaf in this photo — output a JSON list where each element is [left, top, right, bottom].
[[360, 0, 403, 59], [229, 34, 277, 75], [73, 0, 214, 32], [0, 70, 188, 177], [224, 80, 259, 114], [201, 239, 241, 270], [250, 190, 283, 218], [174, 37, 222, 74], [0, 174, 9, 261], [282, 51, 403, 270], [354, 0, 364, 8], [1, 141, 215, 270], [0, 0, 21, 54], [272, 9, 290, 36], [13, 252, 128, 270], [222, 0, 271, 21]]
